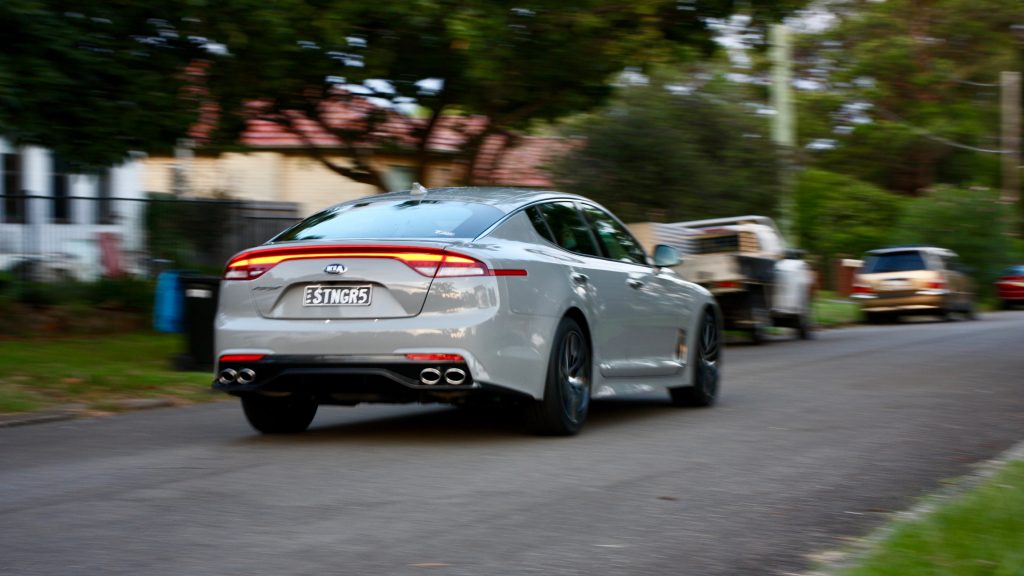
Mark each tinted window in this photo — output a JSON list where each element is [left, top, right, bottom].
[[525, 206, 555, 243], [580, 205, 647, 264], [536, 202, 600, 257], [272, 199, 504, 241], [862, 251, 928, 273]]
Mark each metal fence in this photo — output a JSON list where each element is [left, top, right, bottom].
[[0, 194, 300, 282]]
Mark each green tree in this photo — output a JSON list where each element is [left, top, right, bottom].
[[794, 0, 1024, 195], [0, 0, 210, 168], [1, 0, 807, 182], [893, 185, 1014, 293], [795, 169, 904, 285], [552, 76, 782, 223]]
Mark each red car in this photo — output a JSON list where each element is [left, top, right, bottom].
[[996, 265, 1024, 309]]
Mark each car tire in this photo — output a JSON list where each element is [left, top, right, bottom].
[[963, 300, 977, 320], [525, 317, 591, 436], [750, 305, 770, 344], [241, 393, 318, 434], [670, 309, 721, 408], [796, 304, 814, 340]]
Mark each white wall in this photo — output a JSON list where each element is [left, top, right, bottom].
[[0, 139, 147, 279]]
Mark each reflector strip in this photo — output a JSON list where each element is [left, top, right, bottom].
[[493, 269, 528, 276], [404, 353, 465, 362], [219, 354, 266, 363]]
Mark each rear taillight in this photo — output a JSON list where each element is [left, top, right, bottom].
[[223, 246, 526, 280], [715, 280, 741, 290], [852, 280, 873, 295], [926, 279, 946, 290]]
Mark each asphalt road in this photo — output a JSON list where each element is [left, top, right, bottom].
[[2, 312, 1024, 576]]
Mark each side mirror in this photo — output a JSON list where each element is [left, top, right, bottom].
[[784, 248, 806, 260], [653, 244, 682, 268]]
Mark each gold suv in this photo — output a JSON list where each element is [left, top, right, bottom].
[[852, 246, 975, 323]]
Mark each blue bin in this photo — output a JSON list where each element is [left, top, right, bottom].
[[153, 271, 185, 333]]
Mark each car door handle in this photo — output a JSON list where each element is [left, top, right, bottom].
[[627, 278, 645, 289], [571, 273, 589, 285]]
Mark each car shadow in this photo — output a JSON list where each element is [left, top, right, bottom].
[[232, 395, 685, 446]]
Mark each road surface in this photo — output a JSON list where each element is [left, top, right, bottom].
[[2, 312, 1023, 575]]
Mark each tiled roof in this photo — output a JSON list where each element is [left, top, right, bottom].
[[188, 93, 567, 187]]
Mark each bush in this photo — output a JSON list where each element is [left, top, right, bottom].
[[893, 185, 1015, 296], [86, 277, 156, 313], [553, 76, 782, 222], [795, 169, 905, 286]]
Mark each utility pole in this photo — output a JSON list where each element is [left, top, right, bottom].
[[1001, 71, 1020, 206], [771, 24, 797, 243]]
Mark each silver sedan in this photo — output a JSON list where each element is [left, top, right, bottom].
[[214, 187, 722, 435]]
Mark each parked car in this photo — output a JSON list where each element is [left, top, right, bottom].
[[659, 215, 815, 343], [851, 246, 975, 323], [995, 265, 1024, 309], [213, 187, 722, 436]]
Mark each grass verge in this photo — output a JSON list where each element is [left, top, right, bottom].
[[814, 291, 860, 327], [837, 460, 1024, 576], [0, 332, 217, 414]]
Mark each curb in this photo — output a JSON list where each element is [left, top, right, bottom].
[[0, 398, 179, 429], [799, 437, 1024, 575]]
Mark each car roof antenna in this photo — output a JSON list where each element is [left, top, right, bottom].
[[411, 182, 428, 195]]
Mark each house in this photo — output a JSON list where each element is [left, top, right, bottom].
[[140, 100, 572, 218], [0, 138, 146, 280]]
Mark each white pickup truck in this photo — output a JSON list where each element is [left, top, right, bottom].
[[654, 216, 815, 343]]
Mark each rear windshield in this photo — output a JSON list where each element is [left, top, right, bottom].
[[862, 251, 928, 273], [272, 199, 505, 242]]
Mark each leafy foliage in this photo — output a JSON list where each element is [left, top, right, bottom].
[[552, 77, 782, 223], [893, 185, 1015, 292], [795, 0, 1024, 195], [795, 169, 904, 284], [0, 0, 210, 168], [1, 0, 806, 180]]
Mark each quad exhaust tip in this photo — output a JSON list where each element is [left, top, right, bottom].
[[419, 367, 442, 385], [444, 368, 466, 385], [218, 368, 256, 385], [418, 367, 467, 386]]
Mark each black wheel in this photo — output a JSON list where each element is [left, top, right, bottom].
[[241, 393, 318, 434], [796, 304, 814, 340], [671, 309, 721, 407], [525, 317, 591, 436], [749, 305, 770, 344], [963, 300, 977, 320]]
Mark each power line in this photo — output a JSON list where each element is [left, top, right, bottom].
[[875, 107, 1006, 155]]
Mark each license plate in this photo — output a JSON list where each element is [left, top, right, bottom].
[[881, 280, 910, 290], [303, 285, 372, 306]]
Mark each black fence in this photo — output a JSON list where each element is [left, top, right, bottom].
[[0, 194, 301, 282]]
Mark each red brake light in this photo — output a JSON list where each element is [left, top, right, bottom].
[[716, 280, 741, 290], [927, 279, 946, 290], [852, 280, 873, 295], [219, 354, 266, 363]]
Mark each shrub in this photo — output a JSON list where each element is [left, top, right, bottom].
[[795, 169, 906, 286], [893, 185, 1014, 296]]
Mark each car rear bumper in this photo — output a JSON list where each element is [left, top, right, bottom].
[[852, 292, 946, 312], [210, 354, 535, 405], [214, 308, 557, 400]]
